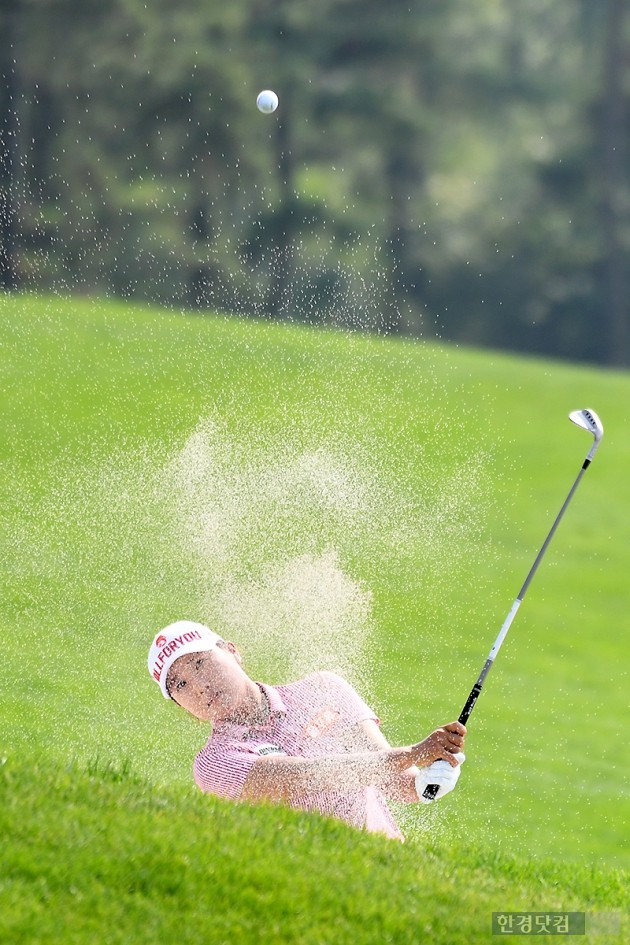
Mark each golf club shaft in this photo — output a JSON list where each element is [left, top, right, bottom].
[[422, 446, 597, 801], [458, 458, 589, 725]]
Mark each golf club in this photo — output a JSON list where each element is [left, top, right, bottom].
[[422, 408, 604, 800]]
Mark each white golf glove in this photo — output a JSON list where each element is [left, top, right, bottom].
[[415, 753, 465, 804]]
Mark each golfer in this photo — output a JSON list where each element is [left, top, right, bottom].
[[148, 621, 466, 840]]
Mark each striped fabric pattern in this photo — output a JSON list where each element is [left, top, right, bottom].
[[193, 670, 403, 840]]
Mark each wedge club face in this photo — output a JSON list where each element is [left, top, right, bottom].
[[569, 408, 603, 440], [569, 408, 604, 462]]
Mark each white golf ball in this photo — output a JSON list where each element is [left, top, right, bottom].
[[256, 90, 278, 114]]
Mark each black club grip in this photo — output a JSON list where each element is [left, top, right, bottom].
[[421, 681, 479, 801]]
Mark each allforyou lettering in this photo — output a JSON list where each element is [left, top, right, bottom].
[[152, 630, 202, 681]]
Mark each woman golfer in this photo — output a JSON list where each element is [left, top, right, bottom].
[[148, 621, 466, 840]]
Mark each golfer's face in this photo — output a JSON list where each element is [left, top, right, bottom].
[[167, 647, 245, 722]]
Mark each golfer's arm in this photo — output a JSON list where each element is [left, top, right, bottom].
[[241, 720, 421, 804], [352, 719, 420, 804], [241, 746, 413, 803]]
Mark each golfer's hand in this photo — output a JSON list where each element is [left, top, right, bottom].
[[412, 721, 466, 767], [415, 753, 465, 803]]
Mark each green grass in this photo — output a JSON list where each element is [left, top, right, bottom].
[[1, 752, 627, 945], [1, 293, 629, 942]]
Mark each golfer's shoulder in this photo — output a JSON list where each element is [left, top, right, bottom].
[[293, 670, 363, 704], [297, 669, 352, 690]]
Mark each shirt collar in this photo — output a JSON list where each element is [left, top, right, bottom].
[[256, 682, 287, 718], [212, 682, 286, 736]]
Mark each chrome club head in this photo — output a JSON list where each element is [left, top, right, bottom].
[[569, 408, 604, 461]]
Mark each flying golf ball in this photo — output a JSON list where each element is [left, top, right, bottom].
[[256, 90, 278, 114]]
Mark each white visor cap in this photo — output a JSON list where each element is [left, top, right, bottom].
[[148, 620, 224, 699]]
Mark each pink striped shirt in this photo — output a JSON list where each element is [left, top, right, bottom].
[[193, 671, 403, 840]]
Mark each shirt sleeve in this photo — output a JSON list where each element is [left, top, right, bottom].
[[194, 739, 287, 800]]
